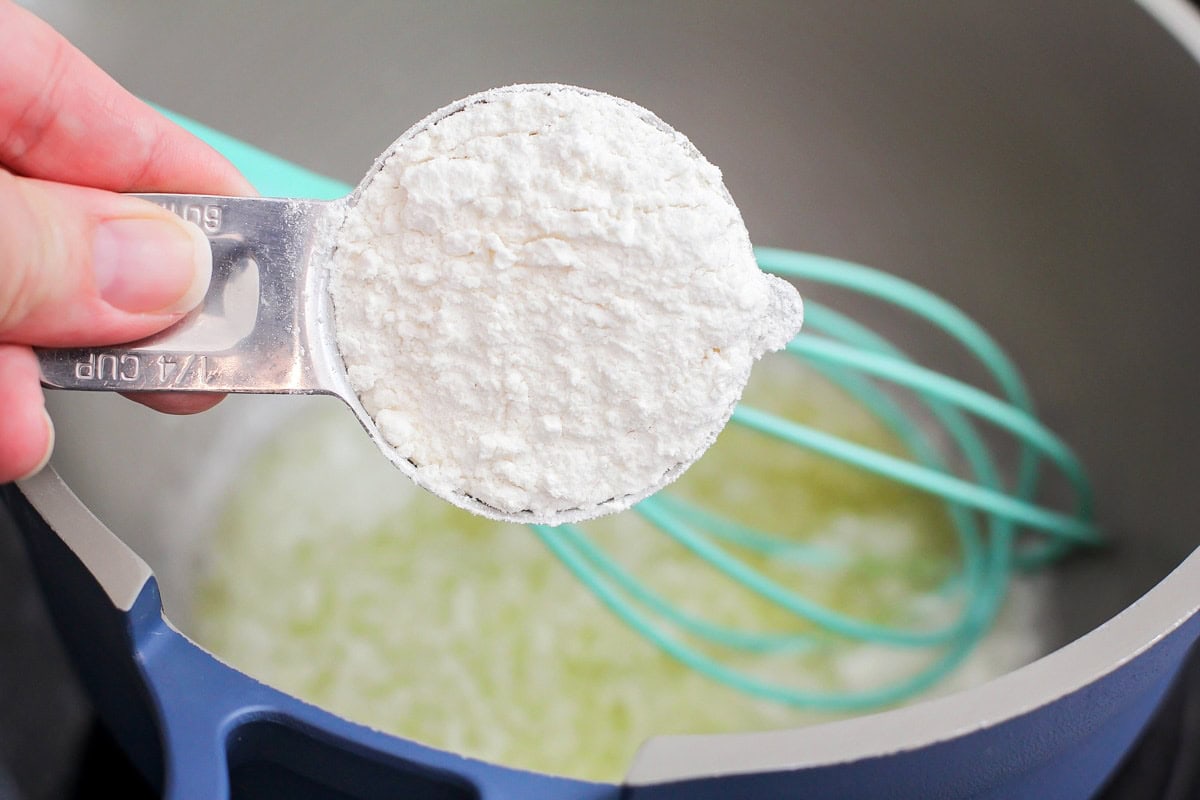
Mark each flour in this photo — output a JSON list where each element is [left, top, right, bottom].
[[329, 84, 803, 523]]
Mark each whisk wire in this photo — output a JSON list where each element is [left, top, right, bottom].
[[789, 307, 990, 597], [789, 336, 1093, 518], [533, 524, 824, 653], [758, 247, 1047, 511]]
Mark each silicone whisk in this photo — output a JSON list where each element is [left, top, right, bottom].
[[531, 248, 1098, 710], [156, 108, 1100, 712]]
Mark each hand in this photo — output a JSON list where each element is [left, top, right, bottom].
[[0, 1, 254, 483]]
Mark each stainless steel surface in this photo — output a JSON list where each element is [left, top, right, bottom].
[[37, 195, 338, 395]]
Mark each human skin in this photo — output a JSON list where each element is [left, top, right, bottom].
[[0, 0, 252, 482]]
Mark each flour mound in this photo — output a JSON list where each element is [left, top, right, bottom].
[[330, 84, 803, 522]]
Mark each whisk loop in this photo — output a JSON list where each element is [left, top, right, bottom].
[[532, 248, 1099, 711]]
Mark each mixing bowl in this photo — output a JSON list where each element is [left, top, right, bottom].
[[5, 2, 1200, 797]]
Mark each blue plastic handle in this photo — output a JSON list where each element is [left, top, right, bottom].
[[4, 477, 615, 799]]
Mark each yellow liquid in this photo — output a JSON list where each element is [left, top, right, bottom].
[[191, 354, 1028, 781]]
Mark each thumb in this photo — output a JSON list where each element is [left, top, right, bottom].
[[0, 170, 212, 346]]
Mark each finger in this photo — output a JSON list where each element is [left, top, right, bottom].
[[0, 344, 53, 483], [125, 392, 225, 415], [0, 1, 254, 196], [0, 172, 211, 346]]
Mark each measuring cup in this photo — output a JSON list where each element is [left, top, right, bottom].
[[35, 84, 788, 525]]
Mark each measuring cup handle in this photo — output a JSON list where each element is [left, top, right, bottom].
[[36, 194, 335, 395]]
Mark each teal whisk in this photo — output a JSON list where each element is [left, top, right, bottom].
[[532, 247, 1099, 711], [155, 107, 1096, 712]]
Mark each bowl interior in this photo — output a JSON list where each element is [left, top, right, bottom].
[[39, 0, 1200, 743]]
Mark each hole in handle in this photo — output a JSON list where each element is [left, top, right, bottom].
[[226, 719, 480, 800]]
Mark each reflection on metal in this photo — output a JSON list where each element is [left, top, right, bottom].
[[138, 254, 261, 354]]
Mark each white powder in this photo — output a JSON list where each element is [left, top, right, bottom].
[[329, 84, 803, 523]]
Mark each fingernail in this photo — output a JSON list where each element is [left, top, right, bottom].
[[93, 217, 212, 314], [17, 408, 55, 482]]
